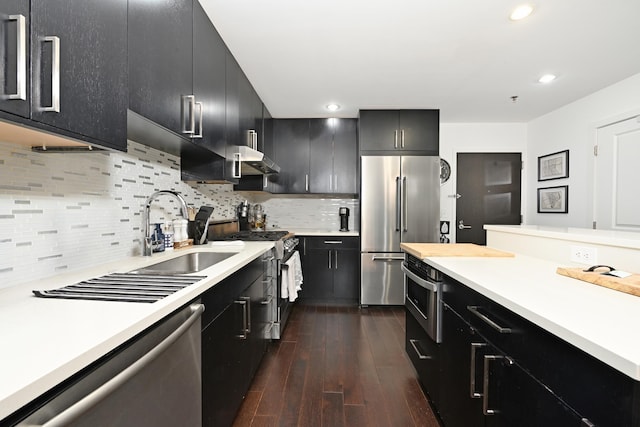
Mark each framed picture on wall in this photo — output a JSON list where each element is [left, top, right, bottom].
[[537, 185, 568, 213], [538, 150, 569, 181]]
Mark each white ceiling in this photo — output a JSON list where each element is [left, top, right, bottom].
[[200, 0, 640, 122]]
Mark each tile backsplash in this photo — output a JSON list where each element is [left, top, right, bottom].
[[0, 139, 359, 288], [0, 140, 244, 288]]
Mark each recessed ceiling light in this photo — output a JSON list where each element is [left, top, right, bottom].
[[510, 4, 534, 21], [538, 74, 557, 84], [326, 103, 340, 112]]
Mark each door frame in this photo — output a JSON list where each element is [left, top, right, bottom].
[[445, 147, 527, 243]]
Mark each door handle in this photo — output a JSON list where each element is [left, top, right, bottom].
[[458, 220, 472, 230], [8, 14, 27, 101], [41, 36, 60, 112]]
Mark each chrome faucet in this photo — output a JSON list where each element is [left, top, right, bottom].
[[143, 190, 189, 256]]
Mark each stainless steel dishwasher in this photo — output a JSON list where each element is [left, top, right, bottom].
[[16, 303, 204, 427]]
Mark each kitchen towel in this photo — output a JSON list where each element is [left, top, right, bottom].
[[282, 251, 303, 302]]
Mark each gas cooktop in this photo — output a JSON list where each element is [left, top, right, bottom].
[[220, 230, 290, 241]]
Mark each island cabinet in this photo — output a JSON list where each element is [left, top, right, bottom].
[[425, 273, 640, 427], [200, 254, 271, 427], [270, 118, 358, 194], [359, 109, 439, 155], [299, 236, 360, 303], [0, 0, 127, 151]]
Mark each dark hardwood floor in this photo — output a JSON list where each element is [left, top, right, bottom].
[[231, 304, 440, 427]]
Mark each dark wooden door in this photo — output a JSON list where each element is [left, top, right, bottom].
[[456, 153, 522, 245], [332, 118, 358, 193], [193, 1, 226, 157], [31, 0, 127, 150], [309, 118, 333, 193], [129, 0, 192, 137], [273, 119, 310, 193], [1, 0, 30, 118]]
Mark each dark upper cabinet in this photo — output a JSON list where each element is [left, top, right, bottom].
[[1, 0, 30, 118], [129, 0, 193, 139], [272, 118, 357, 194], [0, 0, 127, 151], [359, 109, 439, 155]]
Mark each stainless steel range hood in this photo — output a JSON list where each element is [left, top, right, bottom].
[[233, 145, 280, 175]]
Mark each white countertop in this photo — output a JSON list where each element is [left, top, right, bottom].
[[0, 242, 273, 420], [422, 253, 640, 381]]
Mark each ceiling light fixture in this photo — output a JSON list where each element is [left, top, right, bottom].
[[326, 103, 340, 112], [510, 4, 534, 21], [538, 74, 557, 84]]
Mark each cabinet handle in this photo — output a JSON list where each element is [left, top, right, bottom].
[[192, 101, 203, 138], [328, 250, 332, 269], [232, 152, 241, 178], [41, 36, 60, 112], [8, 15, 27, 101], [329, 174, 332, 191], [181, 95, 195, 134], [334, 250, 338, 269], [409, 339, 431, 360], [482, 355, 513, 415], [394, 130, 398, 149], [305, 174, 309, 192], [242, 295, 251, 334], [467, 306, 513, 334], [263, 174, 268, 189], [323, 240, 343, 244], [334, 174, 338, 192], [261, 294, 274, 305], [235, 299, 248, 339], [402, 176, 408, 232], [470, 342, 487, 398], [401, 129, 405, 148]]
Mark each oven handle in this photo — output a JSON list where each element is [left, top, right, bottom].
[[401, 263, 439, 293], [406, 294, 428, 321]]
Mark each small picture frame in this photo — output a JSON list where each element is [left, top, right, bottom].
[[538, 150, 569, 181], [537, 185, 568, 213]]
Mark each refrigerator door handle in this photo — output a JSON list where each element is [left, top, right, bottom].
[[403, 176, 408, 232], [396, 176, 401, 231]]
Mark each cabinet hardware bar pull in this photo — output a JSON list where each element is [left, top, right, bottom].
[[37, 304, 204, 427], [232, 152, 241, 178], [403, 176, 408, 232], [394, 130, 398, 149], [401, 129, 405, 148], [41, 36, 60, 112], [323, 240, 343, 244], [396, 176, 401, 231], [261, 294, 274, 305], [235, 299, 248, 339], [8, 15, 27, 100], [181, 95, 195, 134], [305, 174, 309, 192], [263, 174, 268, 189], [409, 339, 431, 360], [334, 250, 338, 269], [467, 306, 513, 333], [192, 102, 203, 138], [241, 295, 251, 333], [334, 174, 338, 191], [482, 355, 513, 415], [470, 342, 487, 398], [328, 250, 332, 269], [329, 174, 332, 191]]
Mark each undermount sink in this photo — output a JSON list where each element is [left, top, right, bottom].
[[130, 252, 236, 275]]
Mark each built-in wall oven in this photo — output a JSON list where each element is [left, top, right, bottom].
[[402, 253, 443, 343]]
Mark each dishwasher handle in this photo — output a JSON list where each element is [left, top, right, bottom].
[[37, 304, 205, 427]]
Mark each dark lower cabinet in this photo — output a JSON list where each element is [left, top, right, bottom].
[[299, 236, 359, 303], [200, 257, 268, 427]]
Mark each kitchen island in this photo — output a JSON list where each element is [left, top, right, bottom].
[[0, 242, 273, 421]]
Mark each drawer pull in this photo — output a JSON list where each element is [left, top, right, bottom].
[[323, 240, 343, 244], [470, 342, 487, 398], [467, 306, 512, 334], [261, 294, 274, 305], [483, 355, 514, 415], [409, 339, 430, 360]]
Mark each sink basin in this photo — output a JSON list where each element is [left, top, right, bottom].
[[130, 252, 236, 274]]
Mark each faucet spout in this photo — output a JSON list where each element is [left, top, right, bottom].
[[143, 190, 189, 256]]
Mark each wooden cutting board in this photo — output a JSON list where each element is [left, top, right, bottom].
[[556, 267, 640, 297], [400, 243, 514, 259]]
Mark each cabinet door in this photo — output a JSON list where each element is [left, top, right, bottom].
[[129, 0, 192, 137], [238, 70, 263, 148], [193, 1, 226, 157], [225, 51, 241, 147], [399, 110, 439, 154], [1, 0, 30, 118], [359, 110, 398, 151], [31, 0, 127, 150], [333, 248, 359, 301], [332, 118, 358, 194], [309, 118, 333, 193], [272, 119, 310, 193], [300, 248, 334, 300]]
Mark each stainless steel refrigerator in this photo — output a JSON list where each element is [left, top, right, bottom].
[[360, 156, 440, 305]]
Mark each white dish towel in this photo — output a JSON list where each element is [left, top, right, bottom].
[[281, 251, 303, 302]]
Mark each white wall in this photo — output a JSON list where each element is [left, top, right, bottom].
[[439, 123, 527, 242], [526, 72, 640, 227]]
